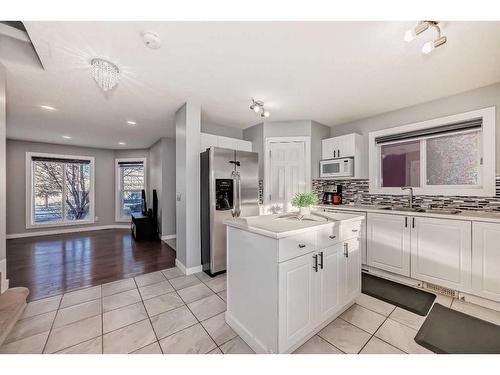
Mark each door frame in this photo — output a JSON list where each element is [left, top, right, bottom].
[[264, 136, 311, 212]]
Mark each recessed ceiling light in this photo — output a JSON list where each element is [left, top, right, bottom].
[[118, 142, 126, 145], [62, 135, 72, 139], [40, 105, 56, 111], [127, 121, 137, 125]]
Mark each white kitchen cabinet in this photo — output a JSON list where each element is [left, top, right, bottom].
[[278, 251, 318, 350], [472, 222, 500, 302], [200, 133, 218, 152], [367, 213, 411, 277], [342, 238, 361, 302], [321, 133, 367, 178], [200, 133, 252, 153], [316, 244, 343, 323], [411, 217, 471, 292]]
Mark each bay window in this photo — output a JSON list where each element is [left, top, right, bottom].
[[369, 107, 495, 196]]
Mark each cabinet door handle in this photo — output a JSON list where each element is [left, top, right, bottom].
[[412, 217, 415, 228], [298, 244, 306, 248], [338, 149, 340, 157], [312, 254, 318, 272], [405, 217, 408, 228], [329, 235, 336, 239], [343, 243, 349, 258], [351, 229, 358, 233], [333, 150, 336, 158], [318, 251, 324, 270]]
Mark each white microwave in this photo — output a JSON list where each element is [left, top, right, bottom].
[[320, 157, 354, 178]]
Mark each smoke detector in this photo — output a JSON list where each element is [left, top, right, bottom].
[[142, 31, 161, 49]]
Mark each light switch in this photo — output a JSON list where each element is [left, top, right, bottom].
[[176, 193, 182, 201]]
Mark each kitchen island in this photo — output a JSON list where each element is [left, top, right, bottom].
[[224, 210, 364, 353]]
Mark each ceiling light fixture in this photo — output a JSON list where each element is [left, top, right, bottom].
[[404, 21, 447, 54], [249, 98, 270, 118], [90, 58, 120, 92], [118, 142, 126, 145], [127, 121, 137, 125], [62, 135, 72, 139], [40, 105, 56, 111]]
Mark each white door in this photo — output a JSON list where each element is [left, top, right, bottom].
[[317, 244, 342, 322], [268, 141, 307, 213], [278, 251, 317, 352], [342, 238, 361, 303], [366, 213, 411, 276], [472, 222, 500, 302], [411, 217, 471, 292]]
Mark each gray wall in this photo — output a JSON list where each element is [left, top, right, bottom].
[[5, 140, 150, 235], [243, 120, 330, 180], [176, 102, 202, 270], [0, 64, 6, 264], [149, 137, 176, 237], [330, 82, 500, 173], [201, 121, 243, 139]]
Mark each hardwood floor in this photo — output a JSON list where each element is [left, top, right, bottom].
[[6, 229, 176, 301]]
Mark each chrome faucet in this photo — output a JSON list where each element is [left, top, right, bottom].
[[401, 187, 414, 208]]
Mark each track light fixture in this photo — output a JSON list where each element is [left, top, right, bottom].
[[249, 98, 270, 118], [404, 21, 447, 54]]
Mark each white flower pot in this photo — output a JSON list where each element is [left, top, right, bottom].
[[299, 206, 311, 216]]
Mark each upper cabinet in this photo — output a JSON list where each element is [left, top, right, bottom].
[[200, 133, 252, 153], [321, 133, 367, 178]]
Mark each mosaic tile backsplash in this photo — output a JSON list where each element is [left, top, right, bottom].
[[312, 177, 500, 212]]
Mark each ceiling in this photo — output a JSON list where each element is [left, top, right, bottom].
[[2, 21, 500, 149]]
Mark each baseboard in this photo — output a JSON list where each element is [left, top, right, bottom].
[[175, 259, 202, 275], [6, 225, 130, 239], [161, 234, 176, 241], [0, 259, 8, 293]]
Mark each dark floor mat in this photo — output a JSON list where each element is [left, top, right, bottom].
[[362, 272, 436, 316], [415, 303, 500, 354]]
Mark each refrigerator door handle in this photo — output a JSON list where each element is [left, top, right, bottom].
[[236, 171, 242, 217], [231, 170, 238, 218]]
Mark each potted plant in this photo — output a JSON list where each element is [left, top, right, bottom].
[[291, 192, 319, 216]]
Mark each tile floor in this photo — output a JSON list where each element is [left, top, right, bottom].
[[2, 267, 500, 354]]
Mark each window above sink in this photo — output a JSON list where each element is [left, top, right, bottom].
[[369, 107, 496, 196]]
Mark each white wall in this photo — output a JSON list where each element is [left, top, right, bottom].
[[175, 102, 202, 273], [330, 82, 500, 173], [0, 63, 7, 292]]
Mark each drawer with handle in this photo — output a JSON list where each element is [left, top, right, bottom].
[[340, 221, 361, 241], [278, 232, 317, 262], [317, 224, 341, 249]]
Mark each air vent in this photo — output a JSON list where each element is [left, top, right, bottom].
[[423, 282, 458, 298]]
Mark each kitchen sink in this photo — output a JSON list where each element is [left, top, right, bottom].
[[378, 206, 425, 212]]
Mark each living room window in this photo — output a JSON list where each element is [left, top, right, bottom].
[[115, 158, 146, 221], [369, 107, 496, 196], [27, 152, 95, 228]]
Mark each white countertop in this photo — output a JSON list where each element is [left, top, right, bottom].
[[316, 204, 500, 224], [224, 211, 364, 239]]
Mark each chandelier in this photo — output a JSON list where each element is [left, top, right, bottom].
[[90, 58, 120, 92]]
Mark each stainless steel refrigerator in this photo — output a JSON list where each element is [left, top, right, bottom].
[[201, 147, 259, 275]]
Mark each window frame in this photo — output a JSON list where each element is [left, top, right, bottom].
[[369, 107, 496, 196], [26, 152, 95, 229], [115, 158, 147, 222]]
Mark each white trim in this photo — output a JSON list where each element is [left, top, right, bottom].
[[115, 158, 147, 222], [161, 234, 176, 240], [6, 225, 130, 239], [0, 259, 8, 294], [25, 152, 96, 229], [368, 107, 496, 196], [175, 258, 202, 275], [264, 136, 311, 212]]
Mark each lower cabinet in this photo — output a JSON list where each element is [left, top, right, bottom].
[[278, 241, 359, 352], [367, 213, 411, 276], [472, 222, 500, 302], [411, 217, 471, 292]]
